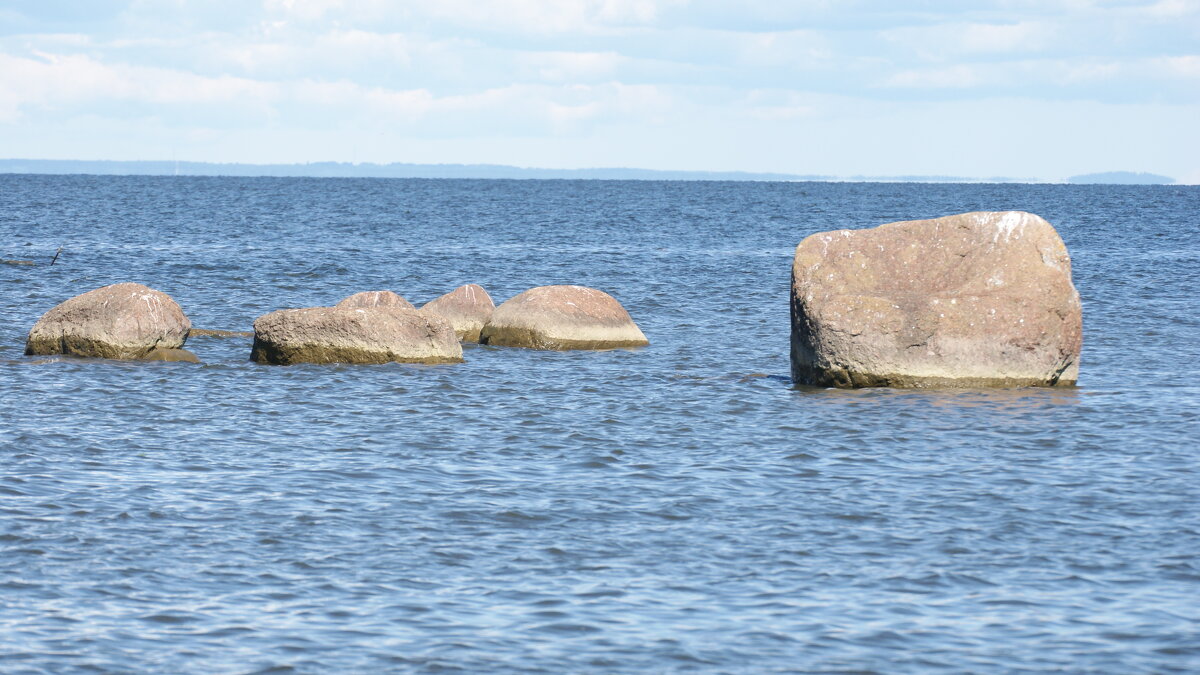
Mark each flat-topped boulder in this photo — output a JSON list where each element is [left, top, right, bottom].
[[480, 285, 648, 350], [420, 284, 495, 342], [790, 211, 1082, 388], [335, 290, 414, 310], [25, 282, 193, 360], [250, 306, 462, 365]]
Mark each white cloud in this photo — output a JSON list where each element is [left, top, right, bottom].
[[885, 65, 983, 89], [1142, 0, 1200, 17], [1, 0, 1197, 176], [883, 21, 1053, 59], [1154, 55, 1200, 77], [0, 51, 269, 122], [260, 0, 686, 34], [959, 22, 1052, 53], [735, 30, 833, 67], [517, 51, 625, 83], [218, 29, 421, 74]]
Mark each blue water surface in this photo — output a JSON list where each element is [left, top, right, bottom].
[[1, 176, 1198, 673]]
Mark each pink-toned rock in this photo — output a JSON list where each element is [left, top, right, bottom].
[[420, 284, 495, 342], [250, 306, 462, 365], [334, 290, 414, 310], [790, 211, 1082, 388], [480, 285, 648, 350], [25, 283, 193, 360]]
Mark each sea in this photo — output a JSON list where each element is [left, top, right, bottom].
[[1, 175, 1198, 674]]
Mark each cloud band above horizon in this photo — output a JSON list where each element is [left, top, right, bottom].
[[1, 0, 1197, 181]]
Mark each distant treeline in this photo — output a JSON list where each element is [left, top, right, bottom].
[[0, 159, 1041, 183], [1066, 171, 1175, 185]]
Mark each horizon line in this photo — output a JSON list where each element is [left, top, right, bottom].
[[0, 159, 1180, 185]]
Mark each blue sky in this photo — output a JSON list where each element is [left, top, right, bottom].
[[1, 0, 1197, 180]]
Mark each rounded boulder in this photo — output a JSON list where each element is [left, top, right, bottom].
[[420, 284, 495, 343], [334, 290, 415, 310], [250, 306, 462, 365], [479, 285, 648, 350], [25, 283, 192, 360]]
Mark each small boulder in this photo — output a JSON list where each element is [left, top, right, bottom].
[[25, 283, 192, 360], [420, 284, 495, 342], [250, 306, 462, 365], [480, 285, 648, 350], [790, 211, 1082, 388], [335, 290, 414, 310]]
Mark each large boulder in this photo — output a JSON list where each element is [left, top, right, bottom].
[[250, 306, 462, 365], [790, 211, 1082, 388], [480, 285, 648, 350], [25, 283, 193, 360], [420, 284, 495, 342], [334, 290, 414, 310]]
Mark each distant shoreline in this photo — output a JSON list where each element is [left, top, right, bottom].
[[0, 159, 1176, 185]]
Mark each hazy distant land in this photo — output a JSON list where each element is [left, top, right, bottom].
[[1066, 171, 1175, 185], [0, 159, 1037, 182], [0, 159, 1176, 184]]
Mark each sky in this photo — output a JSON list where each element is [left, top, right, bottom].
[[1, 0, 1198, 181]]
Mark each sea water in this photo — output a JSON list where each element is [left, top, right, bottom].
[[1, 175, 1198, 673]]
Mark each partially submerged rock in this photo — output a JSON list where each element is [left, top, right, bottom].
[[189, 328, 252, 338], [420, 284, 495, 342], [2, 259, 35, 266], [335, 290, 414, 310], [144, 347, 201, 363], [480, 285, 648, 350], [25, 282, 193, 360], [790, 211, 1082, 388], [250, 306, 462, 365]]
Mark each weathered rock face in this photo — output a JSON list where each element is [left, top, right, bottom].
[[334, 290, 415, 310], [480, 285, 648, 350], [250, 306, 463, 365], [791, 211, 1082, 388], [25, 283, 192, 360], [420, 284, 495, 342]]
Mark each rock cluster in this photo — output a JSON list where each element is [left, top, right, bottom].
[[790, 211, 1082, 388], [25, 213, 1081, 389]]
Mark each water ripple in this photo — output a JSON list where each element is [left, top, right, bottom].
[[1, 177, 1198, 673]]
